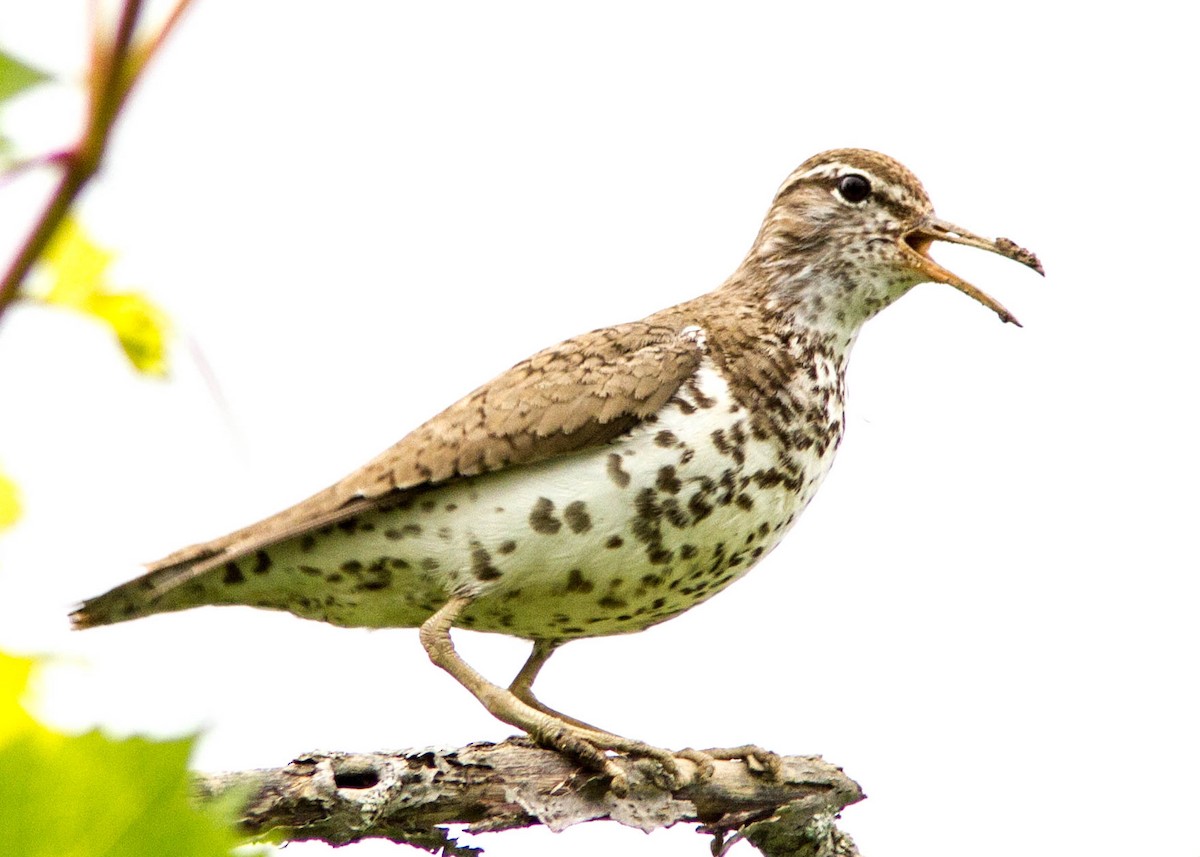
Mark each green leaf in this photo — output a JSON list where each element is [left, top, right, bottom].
[[0, 652, 250, 857], [0, 48, 51, 104], [37, 216, 171, 376], [0, 467, 19, 532]]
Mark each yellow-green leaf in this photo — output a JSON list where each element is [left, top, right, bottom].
[[85, 290, 171, 375], [0, 652, 250, 856], [0, 468, 21, 532], [38, 215, 171, 376], [41, 216, 115, 308], [0, 654, 35, 746], [0, 49, 51, 103]]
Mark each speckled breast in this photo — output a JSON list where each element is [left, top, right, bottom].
[[219, 353, 846, 641]]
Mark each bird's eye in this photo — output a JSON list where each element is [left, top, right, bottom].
[[837, 174, 872, 204]]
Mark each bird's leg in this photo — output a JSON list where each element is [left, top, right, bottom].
[[419, 596, 689, 794], [508, 639, 608, 733], [509, 642, 778, 783]]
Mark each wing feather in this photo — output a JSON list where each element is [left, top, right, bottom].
[[145, 317, 702, 577]]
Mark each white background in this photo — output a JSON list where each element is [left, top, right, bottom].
[[1, 2, 1197, 856]]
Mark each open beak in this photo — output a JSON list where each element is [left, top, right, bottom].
[[900, 217, 1043, 327]]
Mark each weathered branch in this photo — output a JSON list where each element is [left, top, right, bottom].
[[194, 738, 864, 856]]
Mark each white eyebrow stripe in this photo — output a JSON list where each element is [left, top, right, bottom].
[[785, 162, 913, 208]]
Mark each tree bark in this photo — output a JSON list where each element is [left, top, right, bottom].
[[194, 738, 864, 856]]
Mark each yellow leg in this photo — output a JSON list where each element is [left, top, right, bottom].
[[419, 596, 687, 795], [508, 639, 609, 733]]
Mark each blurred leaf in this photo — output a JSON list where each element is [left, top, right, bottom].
[[0, 652, 249, 856], [0, 49, 52, 167], [38, 215, 171, 376], [84, 289, 171, 375], [0, 468, 20, 532], [42, 216, 116, 306], [0, 49, 51, 103], [0, 654, 35, 745]]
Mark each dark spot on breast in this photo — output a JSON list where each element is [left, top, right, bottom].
[[598, 595, 627, 609], [655, 430, 678, 447], [386, 524, 422, 540], [686, 378, 717, 409], [529, 497, 562, 534], [634, 488, 661, 523], [470, 541, 502, 581], [679, 544, 698, 559], [356, 564, 393, 591], [299, 565, 322, 576], [711, 428, 732, 454], [735, 494, 754, 511], [421, 500, 436, 512], [687, 493, 714, 522], [497, 540, 517, 555], [341, 560, 363, 572], [656, 465, 682, 495], [222, 562, 245, 585], [300, 534, 316, 553], [563, 501, 592, 534], [605, 534, 624, 549], [445, 503, 458, 512], [662, 498, 689, 528], [565, 568, 594, 593], [606, 453, 631, 488], [752, 468, 785, 489], [253, 550, 272, 574]]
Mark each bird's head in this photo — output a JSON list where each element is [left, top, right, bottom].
[[747, 148, 1043, 329]]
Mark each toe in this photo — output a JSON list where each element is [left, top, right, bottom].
[[677, 747, 717, 782]]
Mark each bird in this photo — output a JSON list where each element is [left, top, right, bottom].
[[72, 148, 1042, 794]]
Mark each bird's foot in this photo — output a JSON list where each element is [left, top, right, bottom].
[[678, 744, 784, 781], [529, 720, 705, 796]]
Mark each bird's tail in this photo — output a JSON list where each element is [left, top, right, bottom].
[[70, 544, 226, 629]]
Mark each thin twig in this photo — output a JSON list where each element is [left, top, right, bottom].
[[0, 0, 194, 325]]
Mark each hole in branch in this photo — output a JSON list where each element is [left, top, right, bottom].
[[333, 761, 381, 789]]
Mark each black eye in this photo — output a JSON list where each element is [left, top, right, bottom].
[[837, 174, 872, 203]]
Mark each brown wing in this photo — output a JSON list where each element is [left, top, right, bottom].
[[146, 316, 702, 576]]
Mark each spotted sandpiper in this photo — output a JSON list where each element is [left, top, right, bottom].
[[72, 148, 1042, 794]]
